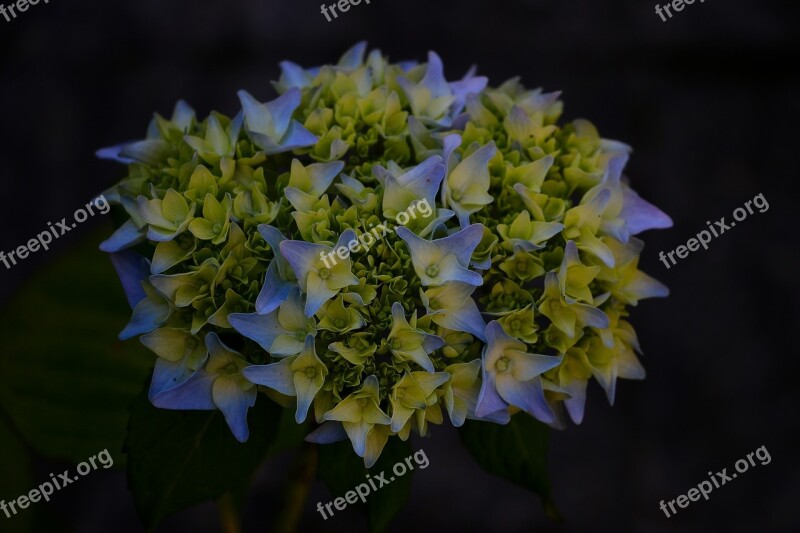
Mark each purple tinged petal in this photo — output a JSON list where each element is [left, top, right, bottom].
[[279, 60, 312, 89], [256, 262, 294, 314], [265, 88, 302, 139], [119, 296, 169, 340], [627, 271, 670, 300], [100, 220, 146, 253], [572, 303, 610, 329], [212, 378, 257, 443], [449, 75, 488, 114], [421, 51, 450, 99], [470, 408, 510, 424], [602, 153, 629, 186], [119, 140, 171, 166], [437, 224, 484, 267], [238, 90, 271, 135], [148, 357, 202, 401], [495, 375, 555, 424], [228, 311, 284, 352], [621, 187, 674, 236], [344, 421, 370, 458], [563, 379, 588, 425], [95, 143, 138, 164], [421, 333, 446, 354], [475, 367, 507, 418], [242, 358, 295, 396], [303, 276, 337, 317], [305, 421, 348, 444], [280, 240, 326, 288], [272, 121, 319, 153], [335, 229, 357, 251], [151, 370, 216, 411], [258, 225, 291, 277], [109, 251, 150, 308], [338, 41, 368, 69]]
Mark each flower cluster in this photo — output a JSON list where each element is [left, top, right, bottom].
[[99, 43, 672, 467]]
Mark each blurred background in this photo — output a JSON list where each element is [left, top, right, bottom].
[[1, 0, 798, 531]]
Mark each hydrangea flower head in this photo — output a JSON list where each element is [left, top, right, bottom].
[[100, 43, 671, 465]]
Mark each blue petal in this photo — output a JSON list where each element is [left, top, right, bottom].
[[96, 143, 138, 164], [148, 357, 201, 400], [119, 296, 169, 340], [212, 378, 257, 443], [268, 121, 318, 155], [475, 367, 507, 418], [258, 225, 291, 278], [228, 310, 284, 352], [265, 88, 302, 139], [238, 90, 272, 136], [109, 251, 150, 308], [242, 359, 295, 396], [100, 219, 146, 253], [305, 421, 348, 444], [496, 375, 555, 424], [338, 41, 368, 70], [563, 379, 587, 425], [118, 140, 171, 166], [279, 60, 313, 89], [256, 262, 294, 314], [449, 74, 488, 115], [437, 224, 484, 267], [280, 240, 327, 287], [151, 370, 216, 410], [621, 187, 673, 236], [421, 52, 450, 98], [469, 408, 510, 425]]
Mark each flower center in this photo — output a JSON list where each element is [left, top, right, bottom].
[[495, 357, 510, 373], [358, 398, 368, 408], [319, 268, 331, 280], [509, 319, 522, 332], [334, 318, 346, 329], [451, 190, 463, 202], [426, 264, 439, 278], [224, 363, 239, 375], [549, 300, 561, 312], [396, 388, 406, 399], [515, 261, 529, 274], [389, 338, 402, 351], [212, 223, 223, 234], [304, 367, 317, 379]]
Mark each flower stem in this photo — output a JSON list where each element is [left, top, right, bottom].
[[217, 492, 242, 533], [274, 442, 319, 533]]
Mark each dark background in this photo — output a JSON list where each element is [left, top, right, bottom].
[[1, 0, 799, 531]]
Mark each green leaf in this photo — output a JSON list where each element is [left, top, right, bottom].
[[125, 384, 282, 530], [317, 437, 414, 533], [460, 414, 561, 521], [0, 229, 153, 464]]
